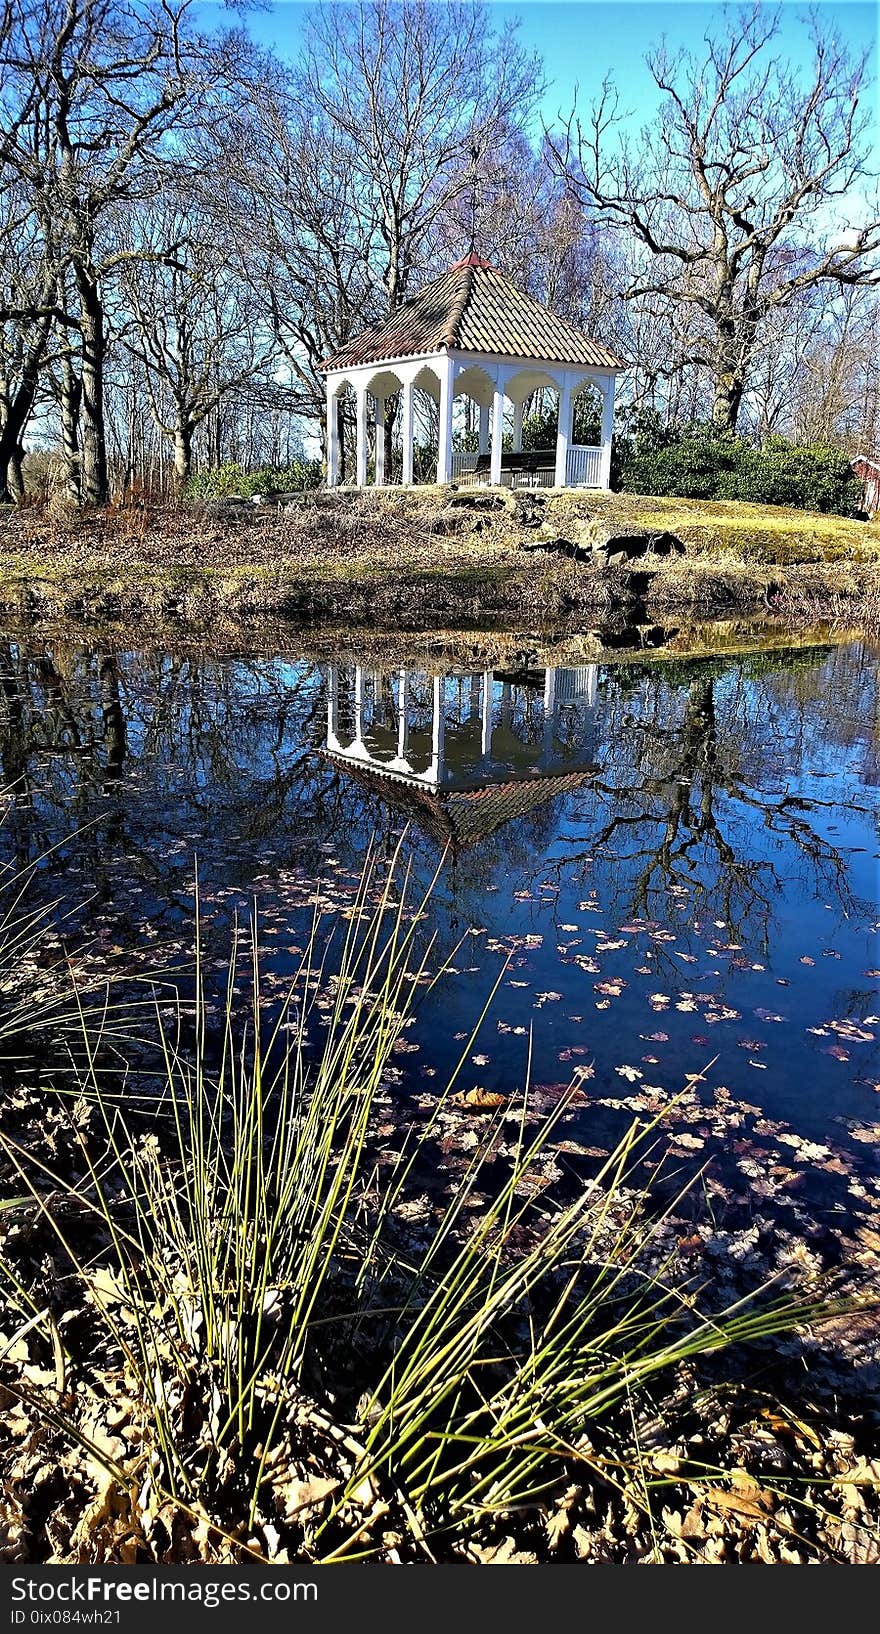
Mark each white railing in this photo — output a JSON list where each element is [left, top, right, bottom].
[[566, 445, 604, 487], [451, 450, 480, 478]]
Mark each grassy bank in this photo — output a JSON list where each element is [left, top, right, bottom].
[[0, 488, 877, 631]]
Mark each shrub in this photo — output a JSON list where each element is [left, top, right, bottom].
[[186, 460, 322, 501], [616, 421, 861, 515]]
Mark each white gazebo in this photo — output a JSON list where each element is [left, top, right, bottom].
[[322, 662, 600, 848], [320, 254, 625, 491]]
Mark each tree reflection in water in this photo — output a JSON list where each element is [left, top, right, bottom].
[[0, 631, 876, 1163]]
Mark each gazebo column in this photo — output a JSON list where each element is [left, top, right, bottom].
[[401, 380, 415, 485], [326, 381, 340, 488], [478, 403, 489, 455], [554, 382, 573, 488], [395, 668, 409, 766], [513, 401, 524, 453], [599, 377, 615, 490], [480, 670, 493, 759], [353, 664, 364, 747], [374, 398, 385, 487], [490, 382, 505, 486], [326, 664, 341, 749], [436, 359, 454, 485], [429, 673, 446, 784], [355, 386, 369, 488]]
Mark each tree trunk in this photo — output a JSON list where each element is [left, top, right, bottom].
[[0, 319, 50, 503], [7, 445, 24, 500], [173, 422, 193, 489], [75, 267, 109, 505], [384, 395, 397, 482], [99, 653, 126, 783], [60, 347, 82, 501], [711, 368, 744, 433]]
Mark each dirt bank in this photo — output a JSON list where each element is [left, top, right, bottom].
[[0, 488, 877, 631]]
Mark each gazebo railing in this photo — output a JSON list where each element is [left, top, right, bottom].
[[451, 450, 480, 478], [453, 445, 605, 487], [566, 445, 603, 487]]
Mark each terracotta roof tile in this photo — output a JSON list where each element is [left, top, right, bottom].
[[321, 261, 624, 372], [323, 754, 594, 849]]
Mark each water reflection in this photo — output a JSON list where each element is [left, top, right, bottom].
[[0, 629, 877, 1182], [324, 662, 600, 845]]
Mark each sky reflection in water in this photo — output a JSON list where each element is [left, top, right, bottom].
[[0, 631, 878, 1237]]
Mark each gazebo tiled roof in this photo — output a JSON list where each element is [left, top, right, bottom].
[[325, 755, 594, 850], [322, 255, 624, 372]]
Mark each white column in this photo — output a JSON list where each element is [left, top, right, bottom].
[[513, 401, 524, 452], [396, 668, 408, 761], [355, 387, 369, 488], [490, 382, 505, 486], [599, 376, 615, 490], [554, 381, 573, 488], [480, 670, 493, 759], [584, 664, 597, 707], [401, 380, 414, 485], [374, 398, 385, 487], [326, 665, 340, 749], [541, 667, 556, 764], [436, 358, 454, 485], [353, 664, 364, 747], [326, 381, 339, 488], [478, 403, 489, 455], [429, 673, 446, 785]]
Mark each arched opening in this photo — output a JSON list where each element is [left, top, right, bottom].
[[567, 378, 607, 488], [506, 369, 563, 469], [451, 364, 495, 480], [571, 380, 604, 445], [328, 378, 357, 485], [409, 364, 442, 485], [364, 367, 404, 486]]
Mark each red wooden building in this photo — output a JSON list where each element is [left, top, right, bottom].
[[852, 455, 880, 515]]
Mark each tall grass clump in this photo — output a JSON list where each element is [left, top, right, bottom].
[[0, 845, 847, 1561]]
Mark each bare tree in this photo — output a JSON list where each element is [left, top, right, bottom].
[[117, 193, 279, 487], [0, 179, 58, 498], [301, 0, 541, 316], [0, 0, 254, 502], [548, 5, 880, 432], [215, 83, 380, 442]]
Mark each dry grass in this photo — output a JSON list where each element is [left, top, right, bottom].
[[0, 487, 877, 629]]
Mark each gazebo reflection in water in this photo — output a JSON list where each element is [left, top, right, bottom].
[[323, 663, 600, 847]]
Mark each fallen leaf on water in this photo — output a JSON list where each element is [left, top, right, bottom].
[[450, 1086, 507, 1110]]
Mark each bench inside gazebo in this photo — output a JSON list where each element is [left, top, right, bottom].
[[320, 254, 625, 491]]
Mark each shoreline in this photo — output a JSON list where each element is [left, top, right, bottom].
[[0, 488, 877, 636]]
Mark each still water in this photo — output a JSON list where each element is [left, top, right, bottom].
[[1, 629, 878, 1255]]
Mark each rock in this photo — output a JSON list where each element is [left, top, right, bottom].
[[446, 490, 508, 510], [200, 498, 251, 518], [596, 530, 685, 560]]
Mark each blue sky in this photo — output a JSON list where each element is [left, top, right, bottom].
[[197, 1, 878, 137]]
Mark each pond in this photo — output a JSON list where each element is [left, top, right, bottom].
[[1, 626, 878, 1280]]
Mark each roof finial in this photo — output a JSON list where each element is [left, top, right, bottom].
[[466, 140, 481, 258]]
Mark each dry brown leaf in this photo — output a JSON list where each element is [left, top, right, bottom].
[[758, 1406, 822, 1451], [703, 1470, 776, 1523], [450, 1086, 506, 1110]]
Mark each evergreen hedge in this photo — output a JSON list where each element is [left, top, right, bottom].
[[615, 418, 860, 516], [186, 459, 323, 500]]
